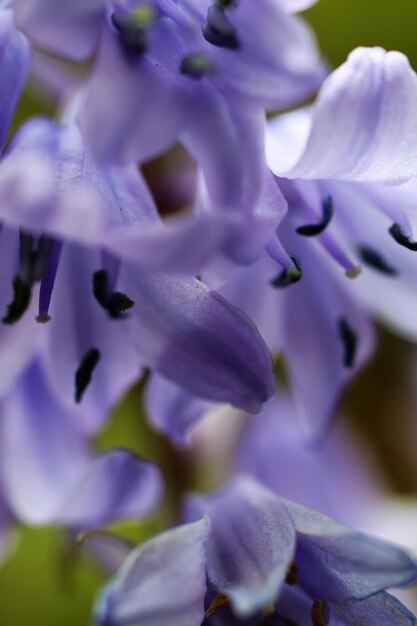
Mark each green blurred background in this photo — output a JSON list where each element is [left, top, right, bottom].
[[1, 1, 417, 624]]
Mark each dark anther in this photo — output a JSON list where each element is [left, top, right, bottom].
[[285, 561, 298, 585], [296, 196, 334, 237], [218, 0, 237, 7], [180, 53, 217, 79], [311, 600, 330, 626], [338, 317, 358, 369], [271, 256, 303, 288], [111, 11, 149, 57], [389, 223, 417, 251], [2, 276, 32, 325], [93, 270, 134, 319], [75, 348, 101, 403], [356, 244, 397, 276], [202, 4, 240, 49]]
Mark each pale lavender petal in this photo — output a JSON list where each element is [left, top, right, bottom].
[[272, 216, 375, 440], [0, 9, 31, 146], [285, 501, 417, 603], [55, 449, 162, 529], [325, 178, 417, 342], [80, 25, 187, 163], [287, 47, 417, 183], [187, 478, 296, 617], [14, 0, 105, 60], [234, 394, 382, 526], [0, 118, 221, 273], [0, 490, 13, 562], [181, 91, 265, 216], [332, 592, 417, 626], [0, 360, 162, 528], [283, 0, 319, 11], [195, 0, 326, 108], [145, 374, 211, 447], [95, 519, 209, 626], [41, 243, 142, 435], [121, 268, 275, 413], [0, 360, 89, 524]]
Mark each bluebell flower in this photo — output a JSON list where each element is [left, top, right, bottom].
[[0, 116, 276, 428], [94, 477, 417, 625], [12, 0, 325, 266]]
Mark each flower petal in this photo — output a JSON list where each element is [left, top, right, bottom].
[[55, 449, 162, 529], [14, 0, 105, 60], [145, 374, 211, 447], [187, 478, 296, 617], [287, 47, 417, 184], [94, 518, 209, 626], [285, 501, 417, 603], [40, 243, 143, 434], [80, 25, 187, 164], [234, 394, 381, 526], [121, 267, 275, 413], [332, 592, 417, 626], [0, 9, 31, 146], [0, 359, 162, 528]]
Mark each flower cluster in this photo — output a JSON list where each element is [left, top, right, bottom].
[[0, 0, 417, 624]]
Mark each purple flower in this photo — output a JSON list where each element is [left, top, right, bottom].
[[0, 117, 275, 429], [12, 0, 325, 266], [94, 477, 417, 625]]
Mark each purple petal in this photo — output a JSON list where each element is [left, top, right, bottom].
[[234, 394, 382, 526], [0, 9, 31, 146], [325, 178, 417, 342], [287, 47, 417, 184], [187, 478, 296, 617], [145, 374, 211, 447], [54, 449, 162, 529], [0, 360, 162, 528], [332, 592, 417, 625], [0, 360, 89, 524], [121, 267, 275, 413], [275, 237, 375, 440], [95, 518, 209, 626], [196, 0, 326, 108], [80, 25, 187, 163], [283, 0, 319, 11], [0, 118, 221, 273], [0, 490, 13, 562], [14, 0, 105, 60], [285, 501, 417, 603], [40, 243, 142, 434]]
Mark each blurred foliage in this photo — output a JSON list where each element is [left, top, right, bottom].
[[2, 0, 417, 624]]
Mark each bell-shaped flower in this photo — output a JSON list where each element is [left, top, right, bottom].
[[189, 477, 417, 624], [14, 0, 324, 266], [96, 477, 417, 625], [0, 116, 275, 431]]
